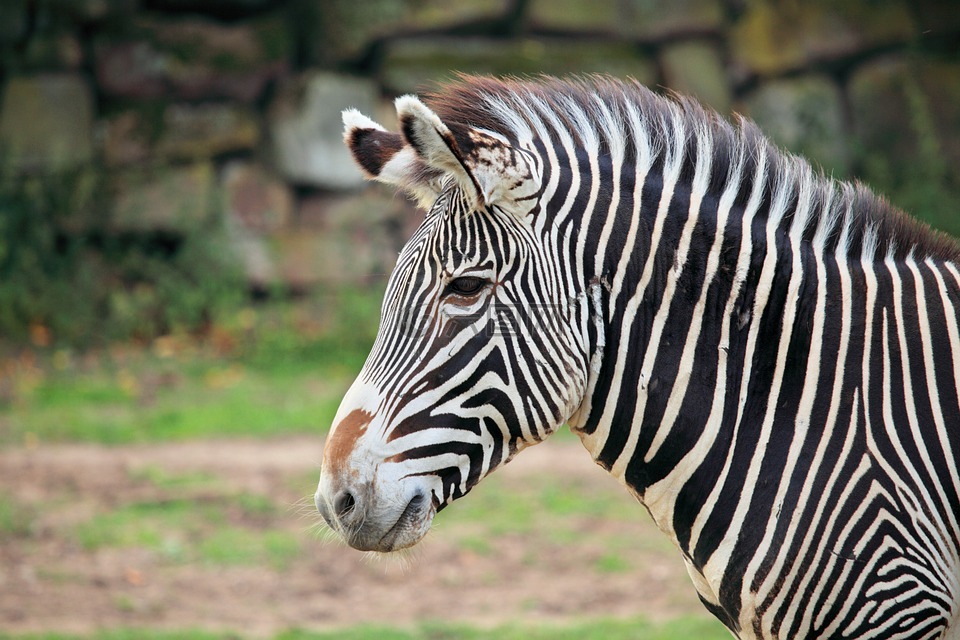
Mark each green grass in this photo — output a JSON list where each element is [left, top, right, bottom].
[[198, 527, 302, 569], [443, 473, 651, 534], [2, 374, 347, 444], [129, 466, 221, 491], [435, 466, 678, 565], [74, 494, 301, 568], [0, 493, 34, 538], [0, 616, 733, 640], [0, 290, 384, 446], [0, 290, 727, 639], [0, 633, 233, 640], [595, 552, 632, 573]]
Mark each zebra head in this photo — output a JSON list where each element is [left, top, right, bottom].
[[315, 94, 593, 552]]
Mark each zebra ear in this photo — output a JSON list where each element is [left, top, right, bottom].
[[344, 100, 540, 213], [395, 96, 540, 213], [342, 109, 445, 208]]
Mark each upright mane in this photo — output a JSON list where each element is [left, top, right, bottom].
[[424, 75, 960, 263]]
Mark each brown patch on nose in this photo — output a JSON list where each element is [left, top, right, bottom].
[[323, 409, 374, 474]]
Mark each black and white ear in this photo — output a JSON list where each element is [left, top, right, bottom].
[[342, 109, 445, 208], [343, 97, 540, 213]]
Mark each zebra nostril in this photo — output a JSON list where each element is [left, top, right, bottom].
[[334, 490, 356, 520]]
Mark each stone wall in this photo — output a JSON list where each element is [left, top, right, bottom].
[[1, 0, 958, 290]]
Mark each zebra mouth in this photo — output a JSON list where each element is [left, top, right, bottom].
[[375, 492, 431, 552]]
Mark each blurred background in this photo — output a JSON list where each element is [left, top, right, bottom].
[[0, 1, 957, 639]]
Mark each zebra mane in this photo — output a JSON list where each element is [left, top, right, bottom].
[[425, 75, 960, 264]]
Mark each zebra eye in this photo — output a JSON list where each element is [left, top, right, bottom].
[[447, 276, 487, 297]]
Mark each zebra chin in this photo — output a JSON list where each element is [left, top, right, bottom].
[[346, 499, 435, 553]]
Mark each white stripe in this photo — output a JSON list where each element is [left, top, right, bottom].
[[752, 185, 833, 636], [642, 118, 716, 463], [727, 167, 816, 628], [907, 259, 960, 567], [687, 138, 768, 553], [701, 157, 802, 587], [772, 198, 856, 634], [579, 108, 686, 460], [609, 106, 699, 479]]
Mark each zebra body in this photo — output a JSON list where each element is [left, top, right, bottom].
[[316, 76, 960, 639]]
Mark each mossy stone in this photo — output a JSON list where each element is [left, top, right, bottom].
[[302, 0, 510, 65], [155, 104, 261, 160], [850, 56, 960, 174], [525, 0, 622, 34], [741, 75, 849, 174], [268, 72, 380, 190], [110, 163, 216, 232], [265, 189, 417, 288], [620, 0, 726, 40], [381, 37, 657, 95], [731, 0, 915, 76], [659, 40, 732, 114], [529, 0, 724, 39], [94, 17, 289, 102], [0, 74, 94, 171]]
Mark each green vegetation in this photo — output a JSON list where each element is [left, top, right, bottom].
[[445, 473, 651, 533], [858, 70, 960, 240], [0, 165, 243, 347], [128, 465, 220, 491], [0, 616, 732, 640], [0, 494, 34, 538], [0, 289, 727, 640], [284, 616, 731, 639], [0, 290, 382, 446], [435, 467, 677, 563], [74, 494, 301, 569]]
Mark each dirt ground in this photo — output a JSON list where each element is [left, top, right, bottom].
[[0, 437, 712, 637]]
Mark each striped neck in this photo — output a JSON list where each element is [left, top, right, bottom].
[[526, 96, 958, 501]]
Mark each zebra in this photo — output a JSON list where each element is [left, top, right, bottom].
[[314, 75, 960, 639]]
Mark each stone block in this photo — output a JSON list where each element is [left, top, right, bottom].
[[263, 187, 420, 288], [730, 0, 915, 77], [626, 0, 727, 39], [849, 56, 915, 167], [221, 160, 293, 286], [0, 74, 94, 171], [741, 75, 849, 174], [156, 104, 260, 160], [528, 0, 725, 40], [98, 109, 155, 167], [524, 0, 621, 34], [381, 37, 657, 95], [111, 163, 216, 232], [919, 61, 960, 169], [98, 103, 261, 165], [226, 223, 277, 288], [659, 39, 732, 114], [221, 161, 293, 234], [268, 72, 379, 190], [303, 0, 511, 64], [22, 30, 85, 70], [94, 17, 289, 102]]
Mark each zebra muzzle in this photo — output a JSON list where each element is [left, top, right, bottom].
[[315, 476, 435, 552]]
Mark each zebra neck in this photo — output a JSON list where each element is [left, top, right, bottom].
[[568, 150, 816, 533]]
